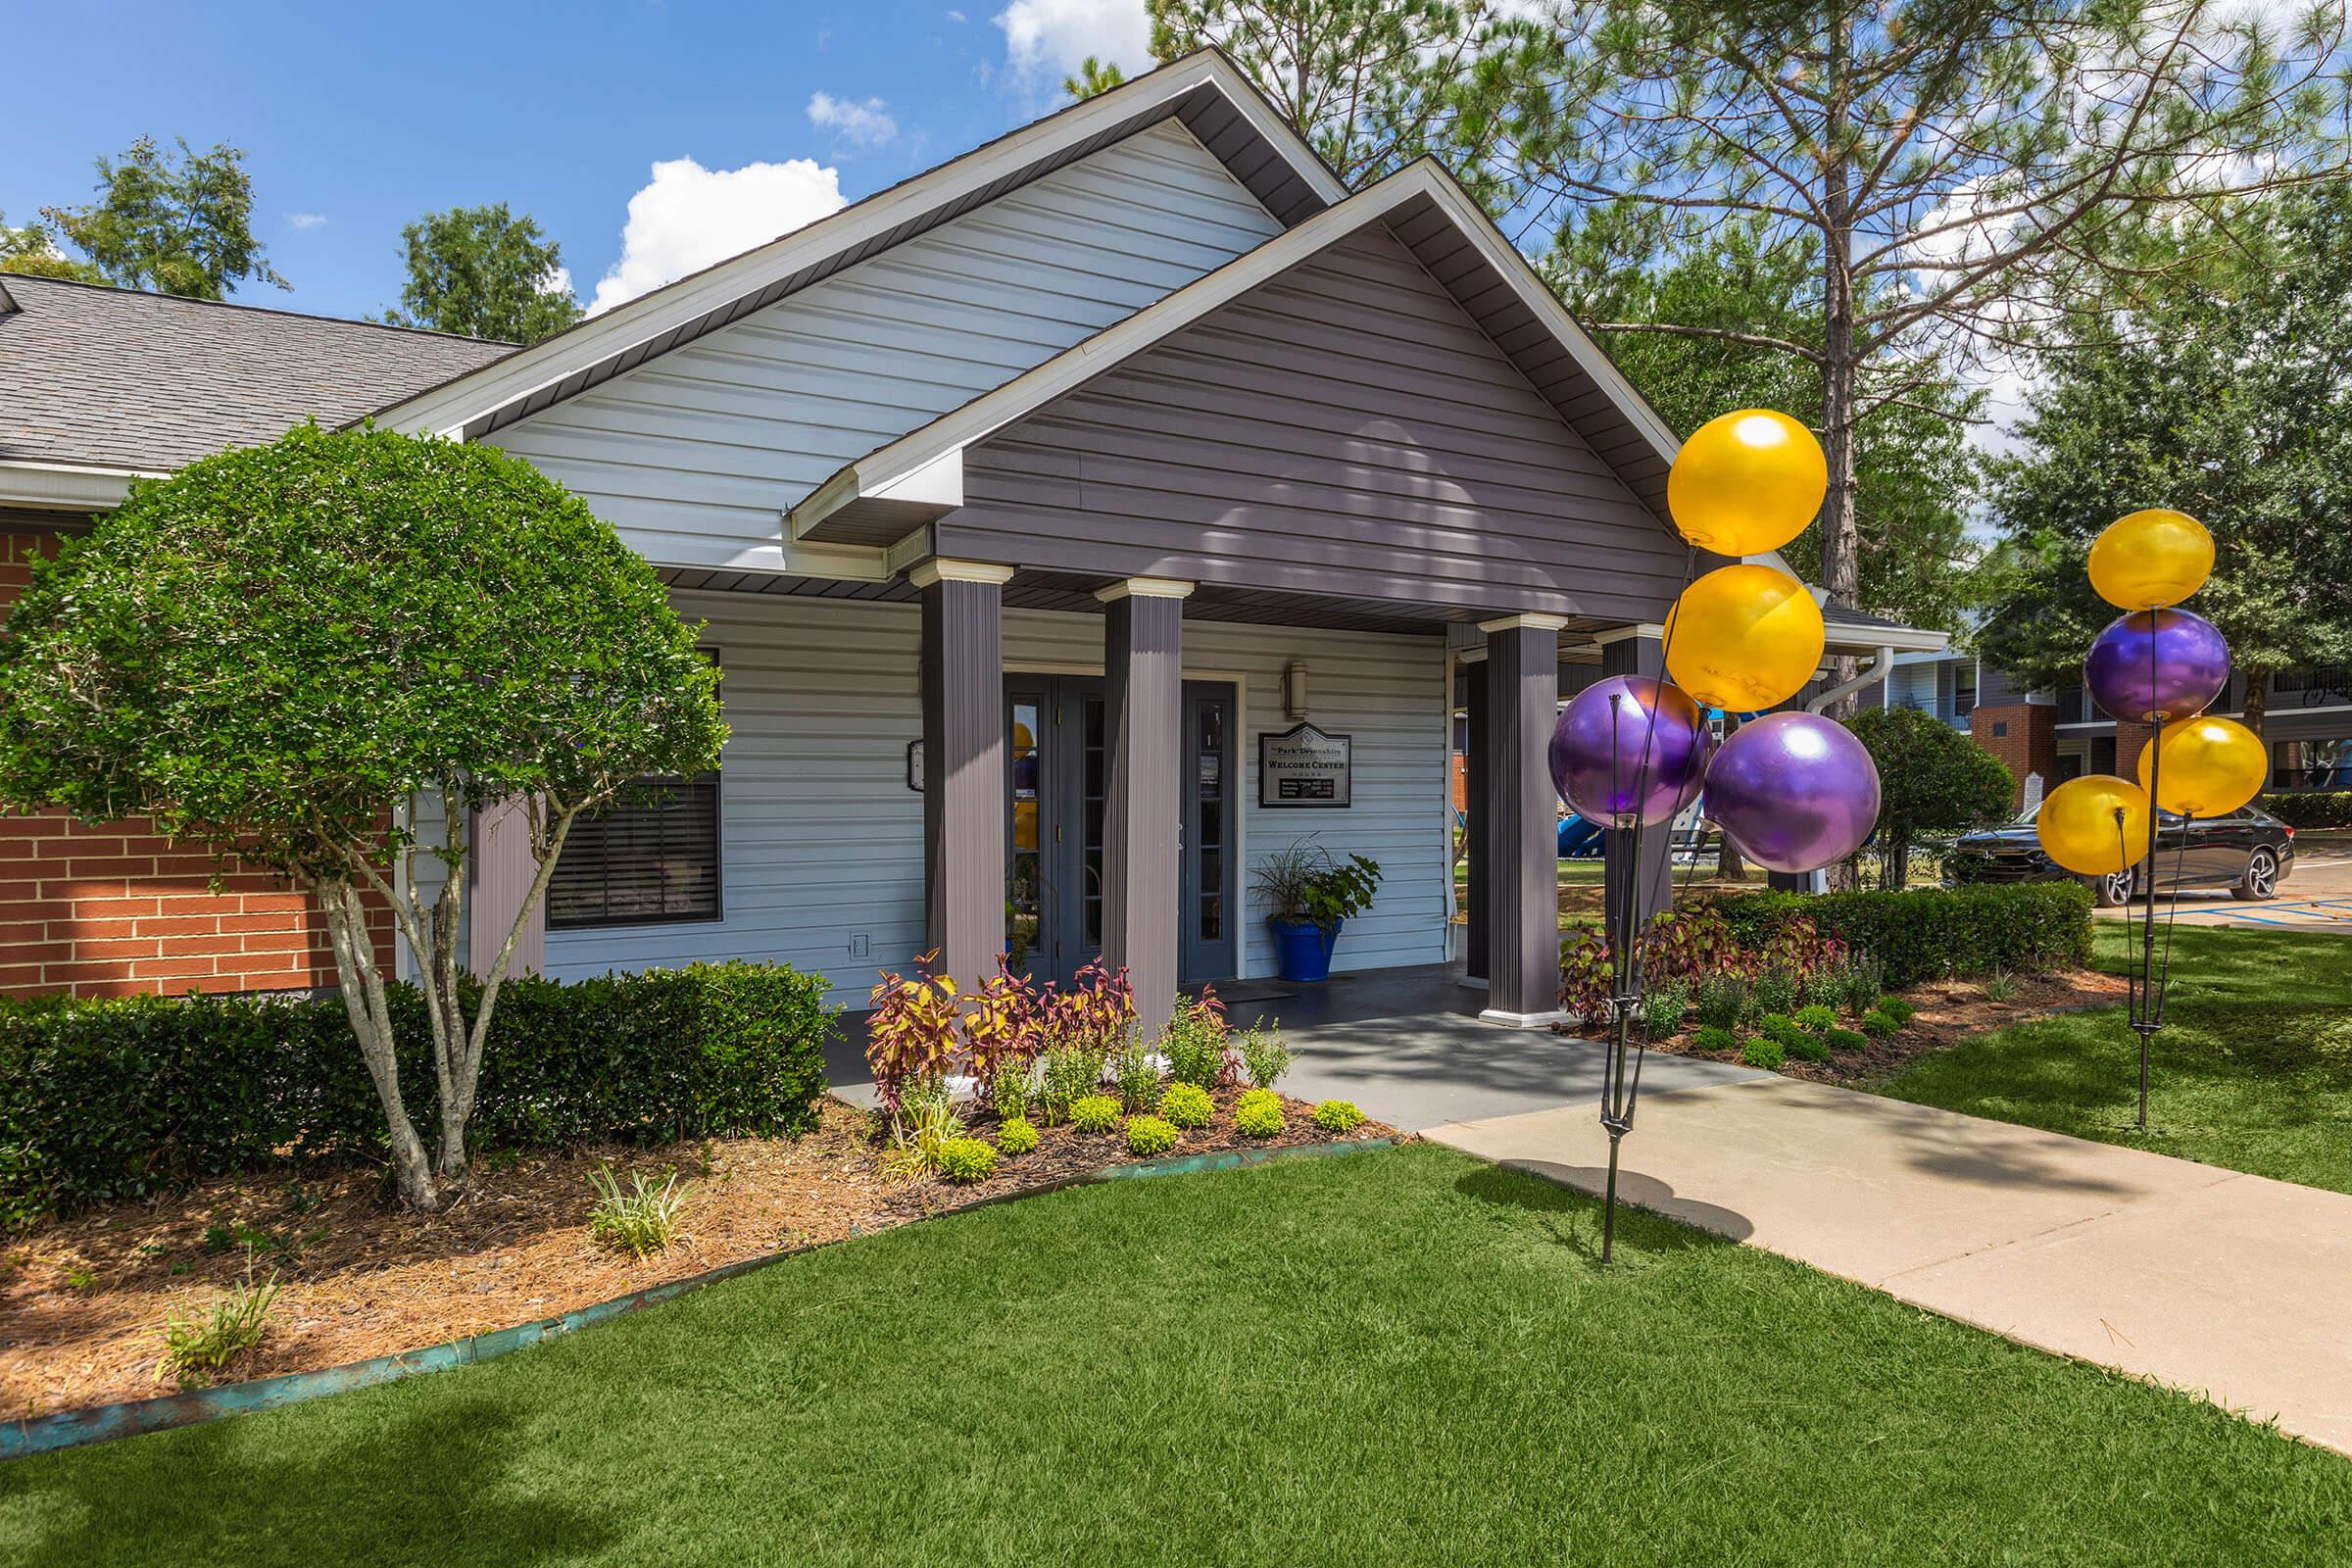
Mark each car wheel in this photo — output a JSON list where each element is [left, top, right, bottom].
[[2088, 869, 2136, 907], [2232, 848, 2280, 902]]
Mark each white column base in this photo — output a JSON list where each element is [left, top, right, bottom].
[[1478, 1007, 1567, 1030]]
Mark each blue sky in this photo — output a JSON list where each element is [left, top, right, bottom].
[[4, 0, 1153, 323]]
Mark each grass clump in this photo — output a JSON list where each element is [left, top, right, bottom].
[[1126, 1115, 1179, 1156], [1069, 1095, 1122, 1135], [587, 1165, 688, 1256], [1234, 1089, 1284, 1138], [1158, 1082, 1214, 1130], [878, 1085, 964, 1184], [996, 1117, 1040, 1156], [1311, 1100, 1365, 1135], [154, 1266, 279, 1390], [937, 1138, 999, 1185]]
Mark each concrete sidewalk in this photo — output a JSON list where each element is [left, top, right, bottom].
[[1428, 1075, 2352, 1457]]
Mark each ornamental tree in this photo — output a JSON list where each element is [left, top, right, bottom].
[[1846, 706, 2015, 890], [0, 425, 725, 1211]]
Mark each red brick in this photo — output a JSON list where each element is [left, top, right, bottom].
[[128, 956, 220, 980], [1972, 704, 2058, 810], [219, 911, 302, 934], [157, 895, 234, 915], [55, 895, 159, 918], [58, 917, 139, 940], [51, 856, 160, 877], [132, 915, 227, 938], [75, 938, 163, 961]]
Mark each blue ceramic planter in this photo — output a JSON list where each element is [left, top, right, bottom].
[[1268, 915, 1341, 982]]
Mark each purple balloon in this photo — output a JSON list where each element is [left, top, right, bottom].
[[1706, 712, 1882, 874], [2083, 609, 2230, 723], [1548, 676, 1714, 827]]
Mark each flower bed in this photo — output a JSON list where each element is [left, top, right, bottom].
[[1, 1089, 1395, 1418]]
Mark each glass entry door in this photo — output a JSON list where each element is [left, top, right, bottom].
[[1004, 675, 1236, 988]]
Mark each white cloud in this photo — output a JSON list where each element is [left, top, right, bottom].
[[947, 7, 967, 20], [541, 264, 574, 301], [995, 0, 1148, 78], [590, 156, 847, 315], [286, 212, 328, 230], [807, 91, 899, 150]]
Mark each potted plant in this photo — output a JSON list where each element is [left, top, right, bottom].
[[1254, 840, 1383, 983]]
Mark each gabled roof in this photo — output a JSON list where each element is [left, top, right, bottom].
[[369, 50, 1347, 445], [0, 273, 511, 484], [788, 158, 1687, 548]]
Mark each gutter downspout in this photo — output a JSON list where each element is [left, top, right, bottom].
[[1808, 644, 1897, 713]]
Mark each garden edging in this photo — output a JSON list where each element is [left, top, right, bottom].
[[2, 1135, 1401, 1462]]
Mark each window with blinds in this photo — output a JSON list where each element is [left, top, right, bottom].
[[546, 773, 721, 929]]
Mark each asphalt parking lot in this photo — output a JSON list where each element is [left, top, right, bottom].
[[2107, 840, 2352, 932]]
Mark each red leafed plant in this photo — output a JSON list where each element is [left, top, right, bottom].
[[866, 954, 963, 1116], [964, 958, 1047, 1091], [1039, 960, 1137, 1054]]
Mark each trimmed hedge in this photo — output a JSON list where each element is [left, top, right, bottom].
[[1711, 883, 2093, 989], [2262, 792, 2352, 829], [0, 961, 836, 1224]]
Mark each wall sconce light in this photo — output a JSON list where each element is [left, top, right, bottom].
[[1284, 662, 1309, 721]]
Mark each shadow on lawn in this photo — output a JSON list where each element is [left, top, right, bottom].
[[1, 1392, 617, 1568], [1452, 1160, 1752, 1261]]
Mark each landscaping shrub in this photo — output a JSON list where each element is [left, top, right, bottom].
[[937, 1137, 999, 1185], [1759, 1013, 1828, 1063], [2261, 791, 2352, 829], [1037, 1048, 1103, 1126], [1838, 956, 1886, 1015], [1860, 1009, 1900, 1040], [1693, 975, 1747, 1032], [1750, 967, 1799, 1016], [1740, 1037, 1786, 1070], [1069, 1095, 1122, 1135], [1162, 991, 1233, 1090], [1234, 1090, 1284, 1138], [1237, 1026, 1292, 1090], [1800, 968, 1844, 1011], [1312, 1100, 1366, 1134], [1822, 1026, 1870, 1054], [880, 1086, 965, 1185], [995, 1118, 1040, 1156], [1691, 1024, 1737, 1054], [1879, 997, 1918, 1025], [1794, 1004, 1838, 1033], [1640, 979, 1690, 1036], [1711, 884, 2093, 988], [1126, 1115, 1178, 1156], [0, 961, 835, 1224], [1158, 1082, 1214, 1130], [587, 1165, 689, 1257], [1113, 1039, 1161, 1113], [988, 1069, 1033, 1125]]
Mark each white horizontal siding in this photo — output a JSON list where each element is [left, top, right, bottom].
[[538, 593, 1449, 1006], [488, 122, 1284, 575]]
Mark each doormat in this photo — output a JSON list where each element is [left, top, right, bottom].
[[1208, 980, 1307, 1004]]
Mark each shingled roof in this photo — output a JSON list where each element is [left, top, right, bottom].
[[0, 274, 514, 473]]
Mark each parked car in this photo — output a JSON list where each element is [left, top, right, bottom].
[[1947, 805, 2294, 906]]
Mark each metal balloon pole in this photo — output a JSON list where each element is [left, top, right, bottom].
[[2127, 711, 2166, 1135], [1595, 689, 1654, 1267]]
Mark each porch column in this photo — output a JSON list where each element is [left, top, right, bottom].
[[1461, 653, 1490, 986], [1099, 576, 1191, 1036], [1599, 631, 1675, 941], [1481, 614, 1566, 1027], [916, 560, 1011, 987]]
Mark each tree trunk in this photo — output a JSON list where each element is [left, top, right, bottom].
[[1881, 830, 1908, 892], [2239, 665, 2269, 747], [312, 873, 438, 1212], [1818, 12, 1860, 710]]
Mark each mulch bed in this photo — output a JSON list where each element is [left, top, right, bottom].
[[1634, 967, 2131, 1084], [1, 1087, 1394, 1419]]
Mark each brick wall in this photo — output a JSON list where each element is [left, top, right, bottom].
[[0, 527, 394, 999], [1971, 702, 2057, 808]]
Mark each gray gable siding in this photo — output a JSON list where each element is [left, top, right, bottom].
[[487, 122, 1283, 575], [941, 224, 1692, 626]]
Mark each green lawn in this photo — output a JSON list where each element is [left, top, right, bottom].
[[1874, 924, 2352, 1195], [5, 1146, 2344, 1565]]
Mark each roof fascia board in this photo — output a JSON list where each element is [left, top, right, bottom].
[[0, 461, 152, 511], [371, 53, 1342, 440]]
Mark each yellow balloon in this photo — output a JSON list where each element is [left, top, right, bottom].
[[2036, 774, 2153, 876], [2135, 716, 2267, 817], [1660, 564, 1826, 711], [1667, 410, 1828, 557], [2088, 509, 2213, 611]]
